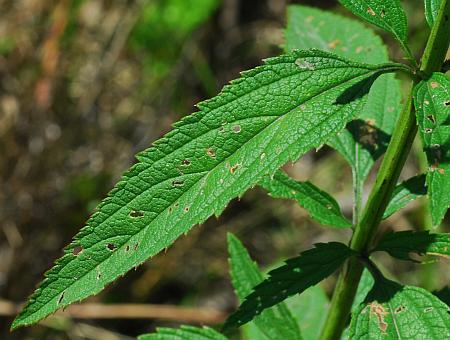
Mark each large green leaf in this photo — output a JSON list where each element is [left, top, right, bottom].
[[259, 171, 351, 228], [383, 174, 427, 219], [286, 5, 402, 195], [425, 0, 444, 27], [349, 279, 450, 339], [13, 49, 402, 329], [223, 242, 355, 331], [138, 326, 227, 340], [338, 0, 409, 50], [285, 285, 329, 340], [227, 233, 302, 340], [414, 73, 450, 226], [374, 230, 450, 261]]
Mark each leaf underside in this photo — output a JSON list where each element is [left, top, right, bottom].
[[223, 242, 354, 331], [286, 5, 402, 190], [382, 174, 427, 219], [138, 326, 227, 340], [338, 0, 409, 47], [259, 171, 351, 228], [425, 0, 444, 27], [350, 279, 450, 339], [13, 50, 400, 329], [227, 233, 302, 339], [374, 230, 450, 261], [414, 73, 450, 226]]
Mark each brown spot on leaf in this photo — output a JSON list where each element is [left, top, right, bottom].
[[58, 292, 65, 305], [431, 82, 439, 88], [73, 246, 83, 256], [328, 39, 341, 49], [370, 302, 388, 332], [181, 159, 191, 166], [172, 180, 184, 188], [130, 209, 144, 218], [206, 148, 216, 157], [107, 243, 117, 251], [367, 7, 376, 16], [232, 125, 241, 133], [230, 164, 240, 174], [395, 305, 406, 314]]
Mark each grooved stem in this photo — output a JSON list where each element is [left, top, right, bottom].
[[319, 1, 450, 339]]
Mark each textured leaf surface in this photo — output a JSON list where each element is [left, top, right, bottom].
[[414, 73, 450, 226], [259, 171, 351, 228], [341, 269, 375, 339], [286, 5, 401, 191], [338, 0, 408, 48], [227, 233, 302, 340], [138, 326, 227, 340], [374, 230, 450, 261], [383, 174, 427, 219], [425, 0, 444, 27], [224, 242, 355, 331], [349, 279, 450, 339], [13, 50, 402, 329]]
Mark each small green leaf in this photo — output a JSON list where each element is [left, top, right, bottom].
[[286, 5, 402, 193], [425, 0, 444, 27], [414, 72, 450, 226], [138, 326, 227, 340], [338, 0, 409, 50], [13, 50, 402, 329], [259, 171, 351, 228], [383, 174, 427, 219], [374, 230, 450, 261], [223, 242, 355, 331], [349, 279, 450, 339], [227, 233, 302, 340]]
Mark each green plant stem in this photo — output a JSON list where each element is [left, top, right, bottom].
[[319, 2, 450, 339]]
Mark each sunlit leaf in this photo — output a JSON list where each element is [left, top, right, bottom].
[[383, 174, 427, 219], [350, 279, 450, 339], [286, 5, 402, 193], [260, 171, 351, 228], [425, 0, 444, 27], [414, 72, 450, 226], [338, 0, 409, 49]]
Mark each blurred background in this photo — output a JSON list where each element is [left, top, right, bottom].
[[0, 0, 448, 339]]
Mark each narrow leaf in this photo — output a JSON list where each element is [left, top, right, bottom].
[[425, 0, 444, 27], [13, 50, 402, 329], [138, 326, 227, 340], [350, 279, 450, 339], [286, 5, 402, 191], [259, 171, 351, 228], [374, 230, 450, 261], [223, 242, 355, 331], [414, 72, 450, 226], [383, 174, 427, 219], [227, 233, 302, 340], [338, 0, 409, 48]]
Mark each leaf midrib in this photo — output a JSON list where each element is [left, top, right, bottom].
[[22, 64, 388, 323]]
